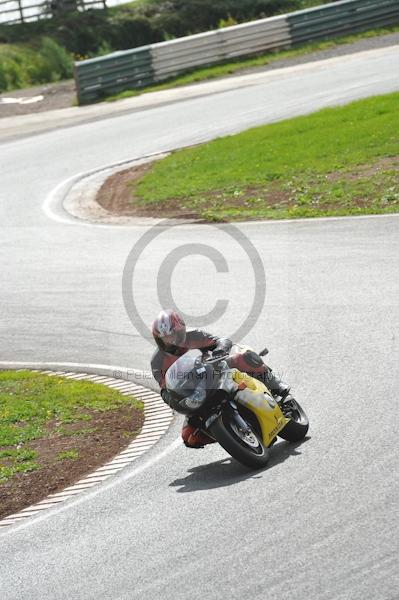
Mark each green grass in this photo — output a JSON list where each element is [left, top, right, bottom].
[[0, 448, 40, 483], [55, 426, 97, 437], [56, 449, 79, 461], [105, 25, 399, 103], [131, 92, 399, 221], [0, 371, 143, 483], [0, 38, 72, 93]]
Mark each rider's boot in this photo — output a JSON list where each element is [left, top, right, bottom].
[[258, 366, 298, 421], [256, 365, 290, 398], [182, 417, 216, 448]]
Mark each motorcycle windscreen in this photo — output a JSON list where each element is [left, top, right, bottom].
[[165, 350, 212, 411]]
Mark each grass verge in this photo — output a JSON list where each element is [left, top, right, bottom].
[[105, 25, 399, 103], [0, 371, 144, 518], [0, 38, 72, 93], [118, 92, 399, 221]]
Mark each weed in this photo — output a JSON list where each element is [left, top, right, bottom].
[[56, 449, 79, 461]]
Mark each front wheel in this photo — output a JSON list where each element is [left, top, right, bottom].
[[208, 413, 270, 469], [278, 397, 309, 442]]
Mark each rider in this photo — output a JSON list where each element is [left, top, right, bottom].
[[151, 309, 292, 448]]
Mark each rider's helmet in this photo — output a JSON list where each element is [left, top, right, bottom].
[[152, 309, 186, 353]]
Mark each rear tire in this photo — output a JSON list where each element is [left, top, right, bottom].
[[278, 398, 309, 442], [208, 414, 270, 469]]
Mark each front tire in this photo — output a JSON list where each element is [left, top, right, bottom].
[[278, 397, 309, 442], [208, 413, 270, 469]]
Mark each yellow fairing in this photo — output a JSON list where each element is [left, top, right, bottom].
[[233, 371, 289, 447]]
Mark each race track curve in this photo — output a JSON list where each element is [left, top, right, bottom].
[[0, 45, 398, 600]]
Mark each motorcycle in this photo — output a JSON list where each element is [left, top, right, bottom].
[[165, 344, 309, 469]]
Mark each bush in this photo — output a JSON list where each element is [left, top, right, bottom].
[[0, 0, 336, 58], [0, 38, 72, 92], [136, 0, 322, 36], [108, 14, 163, 50], [38, 36, 72, 79], [0, 45, 34, 91]]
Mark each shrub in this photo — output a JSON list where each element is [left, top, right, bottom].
[[0, 44, 33, 91], [218, 16, 238, 29], [0, 0, 335, 57], [38, 36, 72, 79], [109, 14, 163, 50], [0, 38, 72, 92]]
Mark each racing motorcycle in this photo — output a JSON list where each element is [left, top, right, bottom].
[[165, 345, 309, 469]]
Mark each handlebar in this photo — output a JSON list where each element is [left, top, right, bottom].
[[203, 353, 230, 364]]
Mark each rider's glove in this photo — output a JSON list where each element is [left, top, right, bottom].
[[160, 388, 173, 407]]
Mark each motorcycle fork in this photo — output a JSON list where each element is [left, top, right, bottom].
[[224, 400, 253, 434]]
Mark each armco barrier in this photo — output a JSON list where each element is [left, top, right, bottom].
[[219, 16, 291, 61], [75, 46, 154, 104], [287, 0, 399, 44], [150, 15, 290, 81], [74, 0, 399, 104]]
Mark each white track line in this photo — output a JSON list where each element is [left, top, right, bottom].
[[0, 438, 182, 534]]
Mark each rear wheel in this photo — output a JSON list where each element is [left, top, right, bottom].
[[278, 397, 309, 442], [208, 412, 270, 469]]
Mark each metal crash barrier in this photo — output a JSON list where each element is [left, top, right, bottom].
[[74, 0, 399, 104]]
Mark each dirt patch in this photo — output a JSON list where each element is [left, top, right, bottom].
[[96, 163, 207, 220], [0, 80, 76, 119], [325, 156, 399, 181], [97, 163, 153, 215], [0, 404, 144, 519]]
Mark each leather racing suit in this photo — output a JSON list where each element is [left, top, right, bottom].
[[151, 329, 289, 448]]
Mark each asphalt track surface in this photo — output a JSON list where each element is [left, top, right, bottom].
[[1, 46, 399, 599]]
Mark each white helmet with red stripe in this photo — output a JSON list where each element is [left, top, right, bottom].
[[152, 309, 186, 351]]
